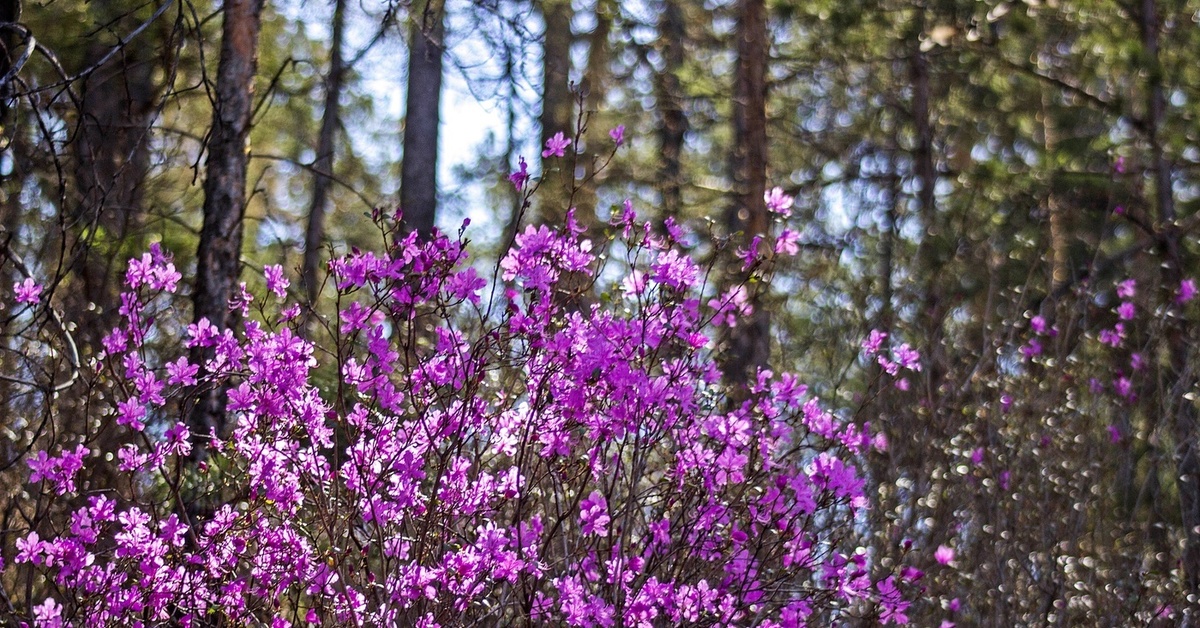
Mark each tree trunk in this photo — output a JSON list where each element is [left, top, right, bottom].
[[721, 0, 769, 387], [537, 0, 574, 225], [303, 0, 347, 305], [69, 2, 159, 352], [400, 0, 444, 238], [1139, 0, 1200, 597], [189, 0, 265, 444], [908, 10, 945, 396], [655, 0, 688, 219], [574, 0, 613, 228]]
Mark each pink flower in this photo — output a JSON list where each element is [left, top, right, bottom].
[[509, 156, 529, 190], [32, 597, 62, 628], [1116, 279, 1136, 299], [1030, 315, 1047, 335], [14, 277, 41, 304], [15, 531, 42, 564], [1117, 301, 1135, 320], [935, 545, 955, 565], [166, 357, 199, 386], [862, 330, 887, 356], [609, 125, 625, 146], [765, 187, 794, 217], [775, 229, 800, 256], [579, 491, 610, 537], [264, 264, 289, 297], [542, 132, 571, 159], [1178, 278, 1197, 304]]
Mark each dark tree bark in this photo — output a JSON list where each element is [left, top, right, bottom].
[[399, 0, 445, 238], [721, 0, 769, 387], [1139, 0, 1200, 595], [304, 0, 348, 304], [574, 0, 613, 228], [909, 18, 939, 326], [189, 0, 265, 444], [69, 2, 160, 351], [536, 0, 574, 225], [0, 0, 18, 125], [655, 0, 688, 218]]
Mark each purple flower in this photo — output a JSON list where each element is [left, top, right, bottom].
[[934, 545, 955, 565], [166, 356, 199, 386], [32, 597, 62, 628], [1099, 324, 1125, 348], [609, 124, 625, 146], [765, 187, 795, 217], [1179, 278, 1197, 304], [862, 330, 887, 356], [877, 576, 910, 624], [14, 277, 41, 304], [1030, 315, 1047, 335], [1117, 301, 1136, 320], [264, 264, 289, 297], [15, 531, 42, 564], [579, 491, 610, 537], [542, 132, 571, 159], [509, 156, 530, 190], [1117, 279, 1136, 299], [775, 229, 800, 255]]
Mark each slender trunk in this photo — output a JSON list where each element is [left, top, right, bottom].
[[909, 9, 943, 395], [1041, 86, 1069, 292], [575, 0, 613, 228], [303, 0, 347, 305], [721, 0, 769, 387], [655, 0, 687, 219], [400, 0, 444, 237], [189, 0, 265, 444], [501, 50, 524, 252], [537, 0, 574, 225], [1140, 0, 1199, 595], [0, 0, 18, 124], [69, 6, 159, 352]]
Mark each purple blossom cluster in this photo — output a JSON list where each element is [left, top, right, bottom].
[[11, 211, 906, 625]]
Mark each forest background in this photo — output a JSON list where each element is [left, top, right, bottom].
[[1, 0, 1200, 624]]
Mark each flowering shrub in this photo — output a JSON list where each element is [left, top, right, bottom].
[[7, 208, 915, 626]]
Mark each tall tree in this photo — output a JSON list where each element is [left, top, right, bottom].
[[654, 0, 688, 219], [399, 0, 445, 237], [537, 0, 574, 225], [68, 1, 162, 350], [1140, 0, 1200, 591], [304, 0, 348, 303], [721, 0, 769, 387], [575, 0, 614, 227], [190, 0, 266, 443]]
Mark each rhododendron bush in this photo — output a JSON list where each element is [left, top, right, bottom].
[[4, 210, 919, 626]]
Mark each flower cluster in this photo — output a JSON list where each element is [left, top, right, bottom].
[[11, 210, 903, 625]]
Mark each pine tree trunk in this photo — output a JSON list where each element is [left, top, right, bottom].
[[722, 0, 769, 387], [574, 0, 613, 228], [537, 0, 574, 225], [303, 0, 347, 304], [1140, 0, 1200, 597], [400, 0, 444, 237], [189, 0, 265, 444], [655, 0, 688, 219], [69, 2, 159, 351]]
